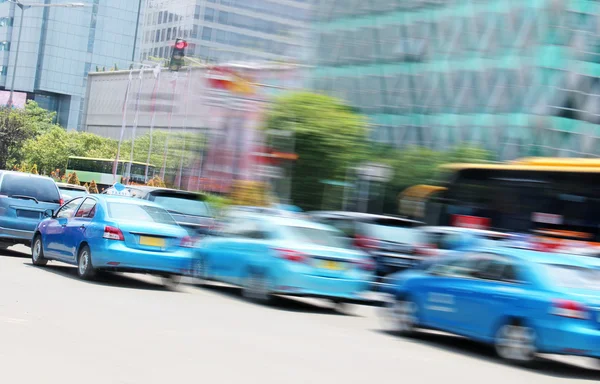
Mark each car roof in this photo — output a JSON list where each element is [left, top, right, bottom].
[[263, 215, 338, 231], [420, 226, 509, 237], [112, 185, 206, 198], [91, 194, 163, 207], [476, 246, 591, 267], [309, 211, 422, 224], [56, 183, 87, 190], [0, 171, 55, 180]]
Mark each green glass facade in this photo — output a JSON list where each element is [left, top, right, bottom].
[[312, 0, 600, 159]]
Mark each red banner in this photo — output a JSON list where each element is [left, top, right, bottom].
[[451, 215, 491, 230]]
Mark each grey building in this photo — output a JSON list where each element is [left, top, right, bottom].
[[139, 0, 310, 64], [0, 0, 143, 130]]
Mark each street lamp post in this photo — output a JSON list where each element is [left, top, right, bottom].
[[7, 1, 89, 107]]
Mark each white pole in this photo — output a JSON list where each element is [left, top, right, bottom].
[[177, 66, 192, 189], [145, 65, 161, 182], [113, 70, 134, 183], [127, 68, 145, 182]]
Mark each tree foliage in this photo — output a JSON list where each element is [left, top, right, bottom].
[[88, 180, 99, 194], [264, 92, 367, 210], [30, 164, 38, 175]]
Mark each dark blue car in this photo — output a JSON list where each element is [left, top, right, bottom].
[[0, 171, 62, 249]]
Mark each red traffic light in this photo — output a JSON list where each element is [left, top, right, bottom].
[[175, 40, 188, 50]]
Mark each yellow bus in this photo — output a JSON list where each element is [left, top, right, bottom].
[[400, 157, 600, 247]]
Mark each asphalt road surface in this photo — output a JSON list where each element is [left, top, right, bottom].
[[1, 245, 599, 384]]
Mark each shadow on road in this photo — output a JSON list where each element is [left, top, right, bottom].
[[26, 263, 171, 292], [0, 248, 30, 259], [374, 329, 600, 380], [190, 282, 355, 316]]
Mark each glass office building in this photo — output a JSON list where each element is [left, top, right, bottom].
[[312, 0, 600, 159], [140, 0, 311, 64], [0, 0, 142, 130]]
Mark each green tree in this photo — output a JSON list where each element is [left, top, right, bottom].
[[263, 92, 367, 210], [88, 180, 99, 194], [30, 164, 39, 175], [67, 172, 80, 185]]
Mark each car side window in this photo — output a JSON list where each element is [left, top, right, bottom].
[[474, 255, 522, 283], [56, 198, 84, 219], [74, 198, 97, 218]]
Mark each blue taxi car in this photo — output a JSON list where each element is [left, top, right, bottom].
[[194, 211, 375, 305], [31, 195, 195, 282], [380, 247, 600, 365]]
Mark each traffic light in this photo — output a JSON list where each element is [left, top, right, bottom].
[[170, 39, 187, 71]]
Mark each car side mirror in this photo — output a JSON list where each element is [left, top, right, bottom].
[[43, 209, 54, 218]]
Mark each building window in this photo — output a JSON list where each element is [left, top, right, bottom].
[[155, 30, 160, 42], [202, 27, 212, 41], [158, 11, 163, 24], [218, 11, 228, 24], [195, 5, 201, 19], [0, 17, 13, 27], [192, 24, 198, 38], [0, 66, 7, 76], [159, 46, 164, 58], [0, 41, 10, 51], [162, 11, 168, 24], [168, 12, 173, 23], [153, 47, 159, 57], [166, 27, 171, 41], [204, 8, 214, 22], [161, 29, 166, 42]]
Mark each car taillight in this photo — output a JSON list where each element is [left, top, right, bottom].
[[354, 257, 375, 271], [59, 198, 64, 205], [354, 235, 379, 250], [274, 248, 307, 263], [551, 300, 588, 320], [180, 236, 195, 248], [103, 226, 124, 241]]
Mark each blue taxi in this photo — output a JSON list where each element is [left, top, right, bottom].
[[380, 247, 600, 365]]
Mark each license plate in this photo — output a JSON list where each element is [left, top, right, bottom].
[[321, 260, 343, 271], [139, 236, 165, 248]]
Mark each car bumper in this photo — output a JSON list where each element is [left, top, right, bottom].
[[272, 273, 373, 302], [92, 242, 194, 276], [0, 226, 34, 244], [537, 322, 600, 358]]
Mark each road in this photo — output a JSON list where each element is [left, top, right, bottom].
[[1, 245, 599, 384]]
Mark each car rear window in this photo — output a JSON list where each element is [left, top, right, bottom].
[[361, 219, 421, 243], [280, 225, 352, 249], [0, 174, 61, 203], [544, 264, 600, 290], [107, 202, 176, 225], [151, 193, 211, 217]]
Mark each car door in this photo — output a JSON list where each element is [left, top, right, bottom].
[[63, 198, 97, 262], [419, 255, 479, 332], [208, 216, 245, 282], [43, 198, 84, 259], [454, 255, 525, 338]]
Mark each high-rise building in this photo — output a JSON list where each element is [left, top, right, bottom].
[[312, 0, 600, 159], [0, 0, 143, 130], [139, 0, 311, 64]]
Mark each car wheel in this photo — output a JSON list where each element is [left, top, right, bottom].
[[31, 236, 48, 266], [381, 296, 418, 336], [161, 274, 181, 290], [494, 321, 537, 365], [332, 300, 354, 315], [77, 245, 96, 280], [242, 269, 272, 304]]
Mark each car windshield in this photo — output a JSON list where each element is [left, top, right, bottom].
[[59, 188, 87, 198], [544, 264, 600, 291], [152, 194, 211, 217], [107, 202, 177, 225], [361, 219, 421, 243], [0, 174, 61, 204], [280, 225, 352, 249]]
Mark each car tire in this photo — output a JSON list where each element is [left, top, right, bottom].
[[332, 300, 354, 315], [77, 245, 96, 280], [242, 269, 272, 304], [381, 295, 419, 336], [494, 320, 537, 365], [162, 274, 181, 290], [31, 235, 48, 266]]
